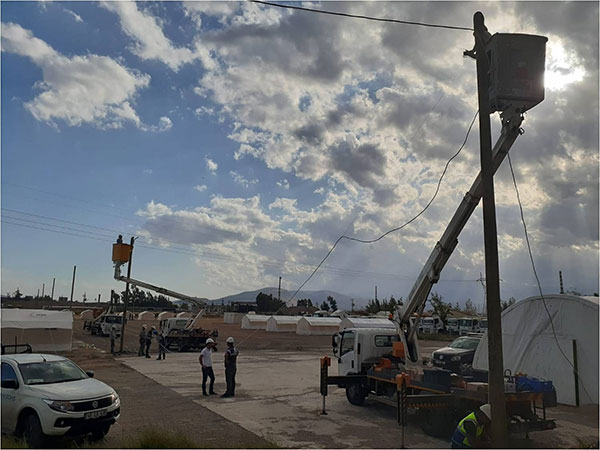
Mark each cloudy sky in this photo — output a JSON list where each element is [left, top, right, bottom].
[[1, 1, 598, 307]]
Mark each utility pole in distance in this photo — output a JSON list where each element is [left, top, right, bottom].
[[70, 265, 77, 311], [472, 11, 507, 447], [119, 237, 135, 354], [278, 276, 282, 303], [51, 278, 56, 300]]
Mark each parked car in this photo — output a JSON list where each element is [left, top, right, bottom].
[[1, 353, 120, 447], [431, 335, 483, 374]]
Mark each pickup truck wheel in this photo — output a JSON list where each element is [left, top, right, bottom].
[[23, 413, 45, 448], [89, 424, 111, 441], [346, 384, 366, 406]]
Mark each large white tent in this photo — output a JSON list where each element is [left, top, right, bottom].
[[297, 317, 341, 335], [79, 309, 94, 320], [472, 294, 599, 406], [157, 311, 175, 320], [241, 314, 270, 330], [340, 317, 395, 331], [137, 311, 155, 321], [224, 312, 245, 324], [1, 309, 73, 352], [176, 312, 192, 319], [266, 316, 301, 333]]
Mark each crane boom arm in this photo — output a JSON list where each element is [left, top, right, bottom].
[[397, 111, 523, 359], [114, 267, 206, 308]]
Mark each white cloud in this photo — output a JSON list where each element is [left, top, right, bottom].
[[101, 1, 215, 71], [230, 170, 258, 188], [64, 9, 83, 23], [277, 178, 290, 190], [1, 22, 150, 129], [205, 158, 218, 173], [194, 184, 207, 192], [143, 169, 153, 175]]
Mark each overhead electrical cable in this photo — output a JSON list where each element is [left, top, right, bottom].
[[286, 110, 479, 303], [250, 0, 473, 31], [507, 153, 593, 402]]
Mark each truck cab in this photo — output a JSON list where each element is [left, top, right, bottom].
[[458, 317, 480, 336], [159, 318, 190, 335], [333, 328, 399, 377], [446, 318, 459, 334], [420, 316, 443, 334]]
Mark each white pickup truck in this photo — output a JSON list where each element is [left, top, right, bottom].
[[1, 352, 120, 447]]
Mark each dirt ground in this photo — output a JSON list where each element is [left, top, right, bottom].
[[68, 318, 598, 449]]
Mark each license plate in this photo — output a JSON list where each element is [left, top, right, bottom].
[[84, 409, 107, 420]]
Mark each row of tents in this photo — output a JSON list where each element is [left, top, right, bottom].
[[241, 314, 395, 335], [77, 310, 193, 320]]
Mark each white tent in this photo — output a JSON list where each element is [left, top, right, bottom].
[[224, 312, 245, 324], [266, 316, 301, 333], [297, 317, 341, 335], [137, 311, 155, 320], [472, 294, 599, 406], [340, 317, 395, 331], [176, 312, 192, 319], [158, 311, 175, 320], [241, 314, 270, 330], [1, 309, 73, 352], [79, 309, 94, 320]]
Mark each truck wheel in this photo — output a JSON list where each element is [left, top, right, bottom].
[[89, 424, 111, 441], [23, 413, 46, 448], [418, 408, 456, 438], [346, 384, 366, 406]]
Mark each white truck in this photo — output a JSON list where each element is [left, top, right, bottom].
[[420, 316, 444, 334], [83, 314, 123, 337], [446, 317, 460, 334], [458, 317, 481, 335], [1, 351, 120, 447]]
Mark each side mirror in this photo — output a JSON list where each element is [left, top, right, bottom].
[[2, 379, 19, 389], [86, 370, 95, 378], [331, 334, 340, 356]]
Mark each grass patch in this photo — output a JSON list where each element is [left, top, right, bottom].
[[1, 435, 28, 449], [417, 332, 455, 341]]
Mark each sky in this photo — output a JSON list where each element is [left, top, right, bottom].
[[1, 1, 598, 308]]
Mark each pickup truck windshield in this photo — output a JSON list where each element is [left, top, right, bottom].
[[449, 337, 480, 350], [105, 316, 122, 324], [18, 360, 87, 385]]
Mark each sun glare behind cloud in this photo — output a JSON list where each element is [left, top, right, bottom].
[[545, 40, 586, 91]]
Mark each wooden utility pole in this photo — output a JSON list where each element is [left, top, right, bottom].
[[70, 265, 77, 310], [559, 271, 564, 294], [42, 283, 45, 298], [473, 11, 507, 447], [51, 278, 56, 300], [278, 276, 282, 303], [119, 237, 135, 354]]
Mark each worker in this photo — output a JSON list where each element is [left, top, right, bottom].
[[451, 403, 492, 449], [145, 326, 155, 358], [199, 338, 217, 396], [138, 324, 147, 356], [221, 336, 239, 398], [156, 329, 167, 360], [116, 234, 123, 244], [109, 325, 118, 355]]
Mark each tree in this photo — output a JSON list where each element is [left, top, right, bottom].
[[327, 296, 338, 311], [429, 292, 452, 328], [13, 288, 23, 299], [256, 292, 284, 312], [320, 301, 330, 311], [500, 297, 516, 311], [463, 299, 477, 315]]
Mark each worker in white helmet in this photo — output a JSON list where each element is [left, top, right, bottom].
[[221, 337, 239, 398], [450, 403, 491, 448], [199, 338, 217, 396]]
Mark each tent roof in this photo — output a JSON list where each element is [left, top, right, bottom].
[[1, 309, 72, 329], [341, 318, 395, 328], [300, 317, 341, 326], [268, 316, 301, 324], [244, 314, 270, 321]]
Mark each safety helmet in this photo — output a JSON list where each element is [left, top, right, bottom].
[[226, 337, 234, 344], [142, 324, 147, 328], [479, 403, 492, 420], [206, 338, 215, 344], [151, 326, 156, 329]]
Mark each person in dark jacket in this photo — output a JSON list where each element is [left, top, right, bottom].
[[221, 336, 239, 398], [145, 326, 155, 358], [138, 324, 147, 356], [156, 329, 167, 360]]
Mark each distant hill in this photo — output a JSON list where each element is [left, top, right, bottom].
[[209, 288, 367, 310]]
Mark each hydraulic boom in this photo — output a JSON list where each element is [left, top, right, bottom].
[[395, 109, 524, 362]]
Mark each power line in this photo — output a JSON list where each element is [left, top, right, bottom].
[[286, 110, 479, 303], [250, 1, 473, 31], [507, 153, 593, 403]]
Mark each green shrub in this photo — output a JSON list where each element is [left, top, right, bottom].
[[1, 436, 28, 449]]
